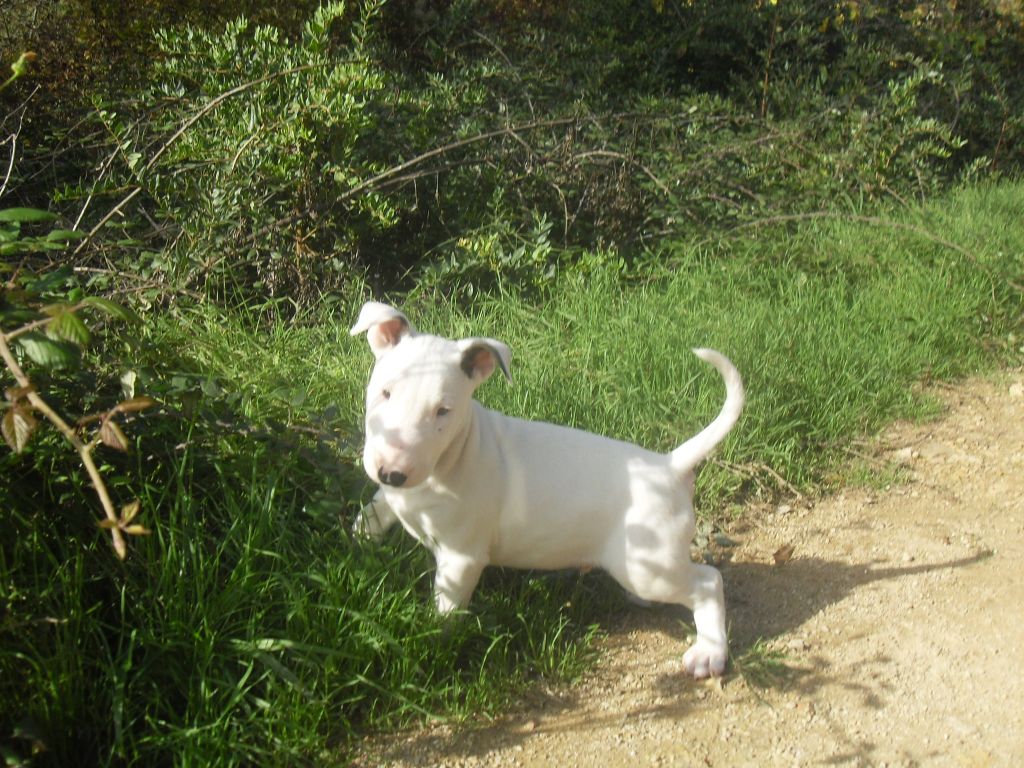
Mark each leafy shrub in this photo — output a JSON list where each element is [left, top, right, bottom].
[[67, 0, 1016, 304], [2, 58, 157, 562], [753, 0, 1024, 173], [1, 205, 154, 561], [89, 3, 390, 304]]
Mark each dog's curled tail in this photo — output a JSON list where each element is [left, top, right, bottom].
[[670, 349, 745, 476]]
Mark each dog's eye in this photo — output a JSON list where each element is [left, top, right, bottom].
[[381, 388, 391, 400], [436, 406, 451, 417]]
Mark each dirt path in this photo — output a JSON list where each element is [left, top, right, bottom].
[[357, 372, 1024, 767]]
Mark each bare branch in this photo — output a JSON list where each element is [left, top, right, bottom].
[[337, 116, 582, 203], [575, 149, 673, 197], [0, 331, 127, 558]]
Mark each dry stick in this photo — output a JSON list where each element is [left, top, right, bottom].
[[0, 85, 37, 198], [72, 144, 122, 231], [714, 457, 805, 500], [0, 332, 126, 558], [471, 30, 536, 121], [336, 116, 583, 203], [0, 131, 16, 198], [574, 149, 673, 196]]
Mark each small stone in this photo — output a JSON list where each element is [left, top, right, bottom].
[[776, 504, 793, 515], [893, 447, 917, 463], [1009, 382, 1024, 398]]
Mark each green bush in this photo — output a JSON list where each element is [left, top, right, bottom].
[[54, 0, 1017, 305], [89, 3, 389, 304]]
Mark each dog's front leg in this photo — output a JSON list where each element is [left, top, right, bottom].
[[352, 492, 398, 541], [433, 549, 485, 615]]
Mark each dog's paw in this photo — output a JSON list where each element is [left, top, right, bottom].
[[352, 503, 388, 541], [683, 639, 727, 679]]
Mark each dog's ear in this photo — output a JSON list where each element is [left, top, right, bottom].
[[459, 338, 512, 384], [350, 301, 415, 358]]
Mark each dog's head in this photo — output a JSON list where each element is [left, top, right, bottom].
[[350, 301, 511, 489]]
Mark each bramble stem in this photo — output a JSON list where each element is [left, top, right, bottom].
[[0, 330, 126, 559]]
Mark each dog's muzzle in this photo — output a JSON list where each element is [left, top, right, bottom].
[[378, 468, 408, 487]]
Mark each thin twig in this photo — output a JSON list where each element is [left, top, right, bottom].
[[0, 131, 16, 199], [337, 116, 582, 203], [71, 187, 142, 255], [714, 458, 805, 499], [0, 332, 126, 558], [145, 65, 322, 174], [471, 30, 536, 120], [0, 88, 34, 198], [72, 144, 122, 230], [574, 149, 673, 196]]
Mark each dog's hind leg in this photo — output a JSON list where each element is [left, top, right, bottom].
[[610, 559, 728, 678], [678, 562, 728, 678]]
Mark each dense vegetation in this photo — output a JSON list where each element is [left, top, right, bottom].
[[2, 1, 1022, 765]]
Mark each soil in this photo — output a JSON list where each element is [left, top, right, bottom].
[[355, 371, 1024, 767]]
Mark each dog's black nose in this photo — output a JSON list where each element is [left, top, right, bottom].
[[378, 468, 407, 487]]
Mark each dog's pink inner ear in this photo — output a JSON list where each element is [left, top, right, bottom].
[[368, 317, 408, 352], [461, 345, 497, 381]]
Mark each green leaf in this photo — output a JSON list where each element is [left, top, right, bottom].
[[44, 229, 86, 242], [48, 309, 91, 345], [82, 296, 142, 324], [15, 332, 80, 369], [24, 266, 72, 294], [0, 208, 58, 223]]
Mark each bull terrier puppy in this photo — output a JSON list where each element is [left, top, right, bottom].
[[350, 301, 744, 678]]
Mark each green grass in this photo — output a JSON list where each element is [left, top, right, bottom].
[[2, 181, 1022, 765], [1, 437, 609, 766], [732, 637, 792, 691]]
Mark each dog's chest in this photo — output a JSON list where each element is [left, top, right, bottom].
[[382, 485, 468, 550]]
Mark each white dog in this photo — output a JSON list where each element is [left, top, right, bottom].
[[350, 301, 744, 678]]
